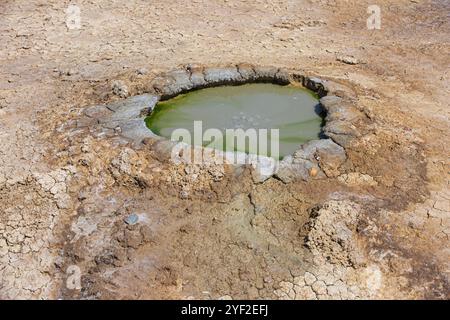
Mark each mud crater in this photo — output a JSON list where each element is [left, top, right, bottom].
[[65, 65, 437, 300], [82, 64, 368, 183]]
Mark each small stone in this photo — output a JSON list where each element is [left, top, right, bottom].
[[337, 55, 359, 65], [112, 80, 129, 98], [310, 167, 318, 177], [58, 68, 77, 76], [124, 213, 139, 225]]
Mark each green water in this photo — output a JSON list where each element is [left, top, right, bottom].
[[145, 83, 323, 158]]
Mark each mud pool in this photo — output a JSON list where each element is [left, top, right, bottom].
[[145, 83, 324, 158]]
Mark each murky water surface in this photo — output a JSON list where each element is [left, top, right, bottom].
[[146, 83, 323, 158]]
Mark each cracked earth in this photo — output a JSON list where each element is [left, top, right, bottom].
[[0, 0, 449, 299]]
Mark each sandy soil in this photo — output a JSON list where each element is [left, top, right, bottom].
[[0, 0, 449, 299]]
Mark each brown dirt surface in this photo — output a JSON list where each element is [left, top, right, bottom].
[[0, 0, 449, 299]]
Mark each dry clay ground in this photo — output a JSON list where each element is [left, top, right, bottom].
[[0, 0, 449, 299]]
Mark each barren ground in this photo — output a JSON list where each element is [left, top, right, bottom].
[[0, 0, 449, 299]]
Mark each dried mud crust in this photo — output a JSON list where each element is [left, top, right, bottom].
[[50, 64, 449, 300], [1, 0, 449, 301]]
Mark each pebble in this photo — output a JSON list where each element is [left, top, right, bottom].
[[337, 55, 359, 65], [112, 80, 129, 98], [124, 213, 139, 225]]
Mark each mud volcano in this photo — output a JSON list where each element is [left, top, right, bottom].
[[82, 65, 366, 182], [69, 64, 447, 300], [145, 83, 323, 158]]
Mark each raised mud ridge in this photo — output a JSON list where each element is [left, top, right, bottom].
[[82, 64, 369, 182]]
